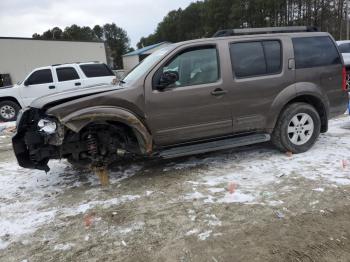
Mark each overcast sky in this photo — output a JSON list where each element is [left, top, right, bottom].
[[0, 0, 194, 47]]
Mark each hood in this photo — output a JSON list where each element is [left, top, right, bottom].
[[341, 53, 350, 66], [0, 85, 14, 89], [30, 84, 123, 109]]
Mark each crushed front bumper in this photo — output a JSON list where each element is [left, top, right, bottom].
[[12, 108, 56, 172]]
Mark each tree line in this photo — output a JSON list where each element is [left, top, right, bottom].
[[33, 0, 349, 68], [137, 0, 349, 48], [33, 23, 133, 69]]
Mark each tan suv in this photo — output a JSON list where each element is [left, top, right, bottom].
[[13, 26, 348, 172]]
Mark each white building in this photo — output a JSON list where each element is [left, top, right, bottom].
[[0, 37, 108, 85], [122, 42, 171, 72]]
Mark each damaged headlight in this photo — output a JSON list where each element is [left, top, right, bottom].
[[38, 119, 57, 134]]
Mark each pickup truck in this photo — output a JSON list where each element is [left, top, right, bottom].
[[0, 62, 117, 121]]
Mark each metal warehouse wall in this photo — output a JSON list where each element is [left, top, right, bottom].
[[0, 38, 107, 84]]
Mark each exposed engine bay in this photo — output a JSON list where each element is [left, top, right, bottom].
[[13, 108, 141, 173]]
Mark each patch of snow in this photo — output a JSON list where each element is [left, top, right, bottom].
[[146, 190, 154, 196], [268, 200, 284, 206], [198, 230, 212, 240], [186, 229, 199, 236], [216, 191, 255, 203], [208, 187, 225, 193], [312, 188, 325, 192], [184, 191, 206, 200], [310, 200, 319, 206], [53, 243, 74, 251], [205, 214, 221, 227], [62, 195, 141, 217]]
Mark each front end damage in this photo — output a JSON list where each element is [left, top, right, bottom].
[[12, 107, 151, 174]]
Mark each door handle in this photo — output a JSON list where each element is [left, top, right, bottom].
[[48, 85, 55, 89], [211, 88, 227, 96], [75, 82, 81, 86]]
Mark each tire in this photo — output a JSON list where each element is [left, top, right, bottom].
[[0, 100, 20, 122], [271, 102, 321, 154]]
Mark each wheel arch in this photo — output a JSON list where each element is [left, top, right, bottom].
[[0, 96, 22, 108], [269, 93, 328, 133], [58, 106, 153, 154]]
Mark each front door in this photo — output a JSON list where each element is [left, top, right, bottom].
[[145, 45, 233, 146], [20, 68, 55, 107]]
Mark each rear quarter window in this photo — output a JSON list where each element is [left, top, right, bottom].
[[293, 36, 341, 69], [80, 64, 114, 78]]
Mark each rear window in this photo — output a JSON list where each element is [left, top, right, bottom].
[[56, 67, 79, 82], [80, 64, 114, 78], [230, 40, 281, 78], [293, 36, 341, 69]]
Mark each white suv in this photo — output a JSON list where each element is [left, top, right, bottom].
[[0, 62, 117, 121]]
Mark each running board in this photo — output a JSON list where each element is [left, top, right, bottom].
[[159, 133, 270, 159]]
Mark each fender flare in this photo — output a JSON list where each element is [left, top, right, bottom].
[[59, 106, 153, 154], [266, 82, 329, 130]]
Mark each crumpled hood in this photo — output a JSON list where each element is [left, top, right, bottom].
[[30, 84, 123, 109]]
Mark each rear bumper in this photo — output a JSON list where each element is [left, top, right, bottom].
[[329, 92, 349, 119]]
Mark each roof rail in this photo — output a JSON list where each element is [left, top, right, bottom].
[[51, 61, 100, 66], [212, 26, 319, 38]]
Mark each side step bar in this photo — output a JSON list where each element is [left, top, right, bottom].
[[159, 133, 270, 159]]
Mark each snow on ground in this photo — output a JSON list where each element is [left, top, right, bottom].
[[0, 121, 15, 134], [164, 117, 350, 207], [0, 116, 350, 249], [0, 159, 142, 249]]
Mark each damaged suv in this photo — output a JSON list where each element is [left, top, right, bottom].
[[13, 27, 348, 173]]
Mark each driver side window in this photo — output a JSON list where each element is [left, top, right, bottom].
[[26, 69, 53, 85], [161, 46, 219, 88]]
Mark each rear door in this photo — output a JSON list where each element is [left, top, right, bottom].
[[227, 36, 295, 132], [20, 68, 55, 106], [145, 43, 233, 146], [54, 66, 82, 92]]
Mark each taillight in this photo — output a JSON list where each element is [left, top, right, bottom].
[[342, 66, 347, 91]]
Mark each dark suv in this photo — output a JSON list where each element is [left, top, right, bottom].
[[13, 26, 348, 172]]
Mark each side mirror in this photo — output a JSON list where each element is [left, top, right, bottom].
[[157, 71, 179, 90], [23, 80, 30, 86]]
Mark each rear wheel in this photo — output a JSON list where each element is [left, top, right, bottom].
[[271, 102, 321, 154], [0, 100, 20, 122]]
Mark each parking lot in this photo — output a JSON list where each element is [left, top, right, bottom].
[[0, 116, 349, 262]]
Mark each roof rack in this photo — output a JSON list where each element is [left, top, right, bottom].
[[51, 61, 100, 66], [212, 26, 320, 38]]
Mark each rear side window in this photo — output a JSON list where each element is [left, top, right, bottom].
[[56, 67, 79, 82], [293, 36, 341, 69], [26, 69, 53, 85], [230, 40, 281, 78], [80, 64, 114, 78]]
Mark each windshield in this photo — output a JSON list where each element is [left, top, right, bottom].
[[122, 45, 174, 84]]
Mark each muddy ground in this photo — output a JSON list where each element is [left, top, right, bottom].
[[0, 117, 350, 262]]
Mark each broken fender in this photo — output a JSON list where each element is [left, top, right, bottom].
[[57, 106, 153, 154]]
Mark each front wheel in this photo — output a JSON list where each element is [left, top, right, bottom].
[[271, 102, 321, 154], [0, 100, 20, 122]]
